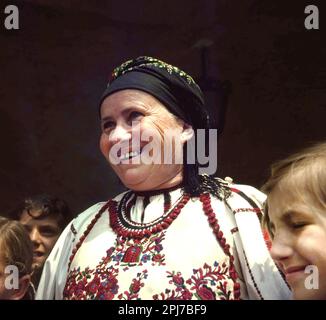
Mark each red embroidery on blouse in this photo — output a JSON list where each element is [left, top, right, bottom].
[[111, 232, 166, 266], [152, 261, 236, 300], [118, 270, 148, 300], [63, 261, 238, 300]]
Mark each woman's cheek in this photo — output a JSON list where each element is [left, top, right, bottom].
[[99, 134, 110, 156]]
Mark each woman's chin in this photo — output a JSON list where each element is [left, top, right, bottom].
[[119, 167, 148, 189]]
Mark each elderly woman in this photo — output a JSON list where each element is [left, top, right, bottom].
[[36, 56, 290, 300]]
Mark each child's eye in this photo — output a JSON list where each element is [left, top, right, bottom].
[[39, 227, 59, 237], [128, 111, 143, 123], [291, 222, 307, 229]]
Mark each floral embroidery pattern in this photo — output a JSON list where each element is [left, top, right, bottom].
[[153, 261, 235, 300], [63, 266, 119, 300], [109, 232, 166, 267], [64, 221, 236, 300], [64, 260, 235, 300], [153, 271, 193, 300], [64, 266, 149, 300], [118, 270, 148, 300], [63, 232, 165, 300]]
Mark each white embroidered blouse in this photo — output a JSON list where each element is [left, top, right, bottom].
[[36, 179, 291, 300]]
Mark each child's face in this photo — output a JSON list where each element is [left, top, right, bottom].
[[19, 210, 62, 270], [268, 184, 326, 300]]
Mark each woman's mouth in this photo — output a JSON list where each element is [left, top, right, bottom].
[[120, 150, 141, 161], [110, 140, 159, 165], [117, 144, 147, 164]]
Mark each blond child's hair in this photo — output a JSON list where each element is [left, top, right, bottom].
[[262, 142, 326, 235], [0, 216, 34, 299]]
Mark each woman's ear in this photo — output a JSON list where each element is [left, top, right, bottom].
[[181, 123, 194, 143], [10, 274, 31, 300]]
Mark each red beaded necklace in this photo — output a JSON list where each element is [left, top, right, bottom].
[[67, 190, 188, 271], [199, 193, 241, 300], [109, 191, 190, 239]]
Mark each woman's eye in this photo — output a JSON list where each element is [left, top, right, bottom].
[[102, 121, 115, 131]]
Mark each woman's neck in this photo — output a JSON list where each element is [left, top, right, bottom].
[[129, 170, 183, 194], [153, 172, 183, 190]]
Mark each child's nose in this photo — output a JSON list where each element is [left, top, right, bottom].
[[270, 235, 293, 263], [30, 228, 41, 245]]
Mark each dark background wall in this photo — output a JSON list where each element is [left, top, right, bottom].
[[1, 0, 325, 216]]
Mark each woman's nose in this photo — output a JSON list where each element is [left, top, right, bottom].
[[108, 124, 132, 144]]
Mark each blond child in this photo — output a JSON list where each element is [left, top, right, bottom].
[[0, 217, 34, 299], [262, 142, 326, 300]]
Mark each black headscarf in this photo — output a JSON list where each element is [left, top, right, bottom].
[[100, 56, 209, 130], [99, 56, 227, 198]]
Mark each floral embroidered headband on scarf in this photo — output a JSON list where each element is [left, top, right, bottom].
[[99, 56, 210, 130]]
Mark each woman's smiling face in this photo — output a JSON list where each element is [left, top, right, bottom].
[[99, 89, 191, 191]]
